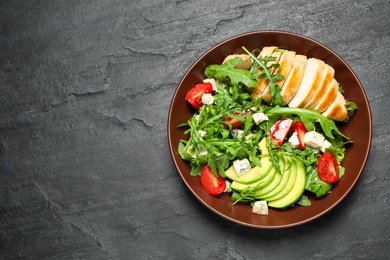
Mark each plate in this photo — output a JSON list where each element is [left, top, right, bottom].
[[167, 31, 372, 228]]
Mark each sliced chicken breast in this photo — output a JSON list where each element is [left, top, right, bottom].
[[222, 54, 252, 70], [288, 58, 326, 108], [262, 50, 296, 102], [322, 91, 348, 121], [304, 64, 335, 109], [280, 54, 307, 106], [314, 78, 339, 113]]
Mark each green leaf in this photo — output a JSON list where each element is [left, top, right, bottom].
[[296, 195, 311, 206], [242, 47, 284, 105], [204, 57, 258, 88], [305, 168, 332, 198], [266, 106, 349, 140], [344, 100, 357, 122]]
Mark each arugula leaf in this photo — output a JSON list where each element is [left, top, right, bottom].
[[242, 47, 284, 106], [265, 106, 349, 140], [344, 100, 357, 122], [204, 57, 258, 88], [296, 195, 311, 207], [231, 182, 264, 205], [305, 168, 332, 198]]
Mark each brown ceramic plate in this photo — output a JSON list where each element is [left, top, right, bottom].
[[167, 31, 371, 228]]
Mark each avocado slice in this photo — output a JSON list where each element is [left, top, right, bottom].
[[252, 170, 282, 199], [225, 156, 273, 184], [224, 138, 272, 184], [250, 156, 285, 198], [263, 157, 297, 201], [261, 156, 292, 200], [267, 158, 306, 209], [230, 165, 276, 191]]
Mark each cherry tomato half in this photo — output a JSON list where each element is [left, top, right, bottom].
[[270, 119, 293, 146], [317, 152, 340, 183], [199, 166, 226, 195], [223, 112, 246, 129], [292, 121, 308, 150], [185, 82, 213, 109]]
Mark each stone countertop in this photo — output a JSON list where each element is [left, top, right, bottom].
[[1, 0, 389, 259]]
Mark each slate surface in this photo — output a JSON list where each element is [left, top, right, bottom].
[[1, 0, 389, 259]]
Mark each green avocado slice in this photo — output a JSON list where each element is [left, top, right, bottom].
[[268, 158, 306, 209], [230, 166, 276, 191], [224, 138, 272, 184], [261, 156, 293, 200], [250, 156, 285, 198], [225, 156, 273, 184]]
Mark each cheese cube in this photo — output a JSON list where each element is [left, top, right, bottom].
[[186, 145, 207, 158], [233, 158, 251, 176], [199, 148, 207, 156], [252, 201, 269, 215], [198, 130, 206, 137], [224, 180, 230, 192], [231, 129, 244, 140], [203, 78, 217, 92], [289, 132, 300, 148], [304, 131, 325, 149], [245, 133, 255, 140], [201, 93, 214, 105], [252, 112, 269, 125], [321, 139, 332, 153]]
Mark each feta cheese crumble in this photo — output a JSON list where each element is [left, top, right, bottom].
[[224, 180, 230, 192], [233, 158, 251, 176], [252, 201, 269, 215], [321, 139, 332, 153], [288, 132, 300, 148], [198, 130, 206, 137], [201, 93, 214, 105], [231, 129, 244, 140], [304, 131, 325, 149], [252, 112, 269, 125], [203, 78, 217, 92]]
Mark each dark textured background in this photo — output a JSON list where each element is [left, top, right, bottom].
[[1, 0, 389, 259]]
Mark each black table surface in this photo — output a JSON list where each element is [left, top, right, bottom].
[[1, 1, 389, 259]]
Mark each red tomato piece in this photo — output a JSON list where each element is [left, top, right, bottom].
[[199, 166, 226, 195], [223, 112, 246, 129], [292, 121, 308, 150], [185, 82, 213, 109], [317, 152, 340, 183], [270, 119, 293, 146]]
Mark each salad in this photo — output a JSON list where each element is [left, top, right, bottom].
[[178, 47, 356, 214]]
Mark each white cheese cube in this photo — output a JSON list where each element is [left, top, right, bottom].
[[194, 114, 200, 120], [245, 133, 255, 140], [186, 145, 196, 158], [233, 158, 251, 176], [203, 78, 217, 92], [224, 180, 230, 192], [304, 131, 325, 149], [201, 93, 214, 105], [321, 139, 332, 153], [199, 148, 208, 156], [231, 129, 244, 140], [289, 132, 300, 148], [198, 130, 206, 137], [252, 112, 269, 125], [252, 201, 269, 215], [186, 145, 207, 158]]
